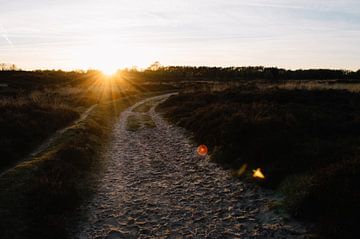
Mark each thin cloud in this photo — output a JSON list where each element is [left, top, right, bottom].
[[0, 24, 14, 47]]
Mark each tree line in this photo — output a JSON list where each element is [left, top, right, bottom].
[[2, 63, 360, 81], [122, 65, 360, 81]]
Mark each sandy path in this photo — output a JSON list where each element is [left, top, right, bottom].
[[75, 93, 308, 238]]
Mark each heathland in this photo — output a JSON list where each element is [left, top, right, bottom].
[[1, 67, 359, 238], [157, 81, 360, 238]]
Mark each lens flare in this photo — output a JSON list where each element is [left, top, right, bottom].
[[197, 144, 208, 156], [234, 164, 247, 177], [252, 168, 265, 179]]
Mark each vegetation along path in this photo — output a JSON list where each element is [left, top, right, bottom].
[[75, 93, 308, 238]]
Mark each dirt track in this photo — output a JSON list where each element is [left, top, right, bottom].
[[75, 93, 308, 238]]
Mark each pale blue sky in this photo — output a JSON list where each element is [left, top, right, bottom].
[[0, 0, 359, 71]]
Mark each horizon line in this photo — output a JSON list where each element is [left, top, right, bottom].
[[1, 63, 359, 72]]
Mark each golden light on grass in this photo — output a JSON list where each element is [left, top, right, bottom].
[[197, 144, 208, 156], [252, 168, 265, 179], [81, 69, 129, 106]]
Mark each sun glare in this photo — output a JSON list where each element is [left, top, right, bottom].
[[101, 66, 118, 77]]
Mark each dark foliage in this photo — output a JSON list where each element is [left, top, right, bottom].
[[121, 66, 360, 82], [158, 87, 360, 238], [0, 71, 100, 171], [0, 103, 79, 170]]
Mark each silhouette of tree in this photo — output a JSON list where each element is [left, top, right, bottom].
[[0, 63, 18, 71], [148, 61, 162, 71]]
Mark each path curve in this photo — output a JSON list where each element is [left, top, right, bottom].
[[75, 93, 308, 238]]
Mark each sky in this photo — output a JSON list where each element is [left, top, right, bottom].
[[0, 0, 360, 72]]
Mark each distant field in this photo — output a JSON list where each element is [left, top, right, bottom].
[[158, 85, 360, 238]]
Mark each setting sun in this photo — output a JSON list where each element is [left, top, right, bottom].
[[101, 66, 118, 76]]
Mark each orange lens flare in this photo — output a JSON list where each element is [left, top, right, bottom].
[[252, 168, 265, 179], [197, 144, 208, 156]]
